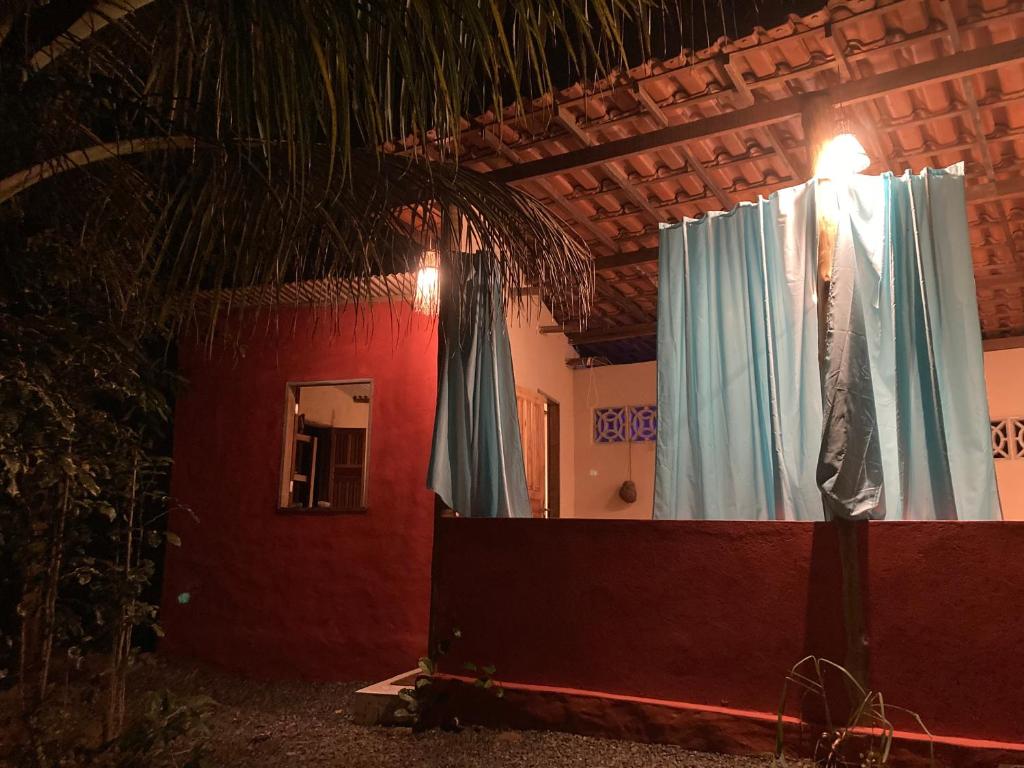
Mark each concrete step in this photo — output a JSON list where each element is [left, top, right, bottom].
[[351, 669, 419, 726]]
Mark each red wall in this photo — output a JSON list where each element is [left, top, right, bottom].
[[161, 304, 438, 680], [431, 519, 1024, 743]]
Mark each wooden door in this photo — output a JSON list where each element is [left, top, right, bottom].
[[329, 428, 366, 509], [516, 387, 546, 517], [546, 399, 560, 518]]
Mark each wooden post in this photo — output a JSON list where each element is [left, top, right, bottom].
[[426, 206, 460, 661], [801, 93, 870, 691], [801, 92, 839, 288]]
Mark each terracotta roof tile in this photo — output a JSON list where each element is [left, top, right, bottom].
[[409, 0, 1024, 358]]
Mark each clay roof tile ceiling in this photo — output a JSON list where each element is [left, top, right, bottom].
[[425, 0, 1024, 363]]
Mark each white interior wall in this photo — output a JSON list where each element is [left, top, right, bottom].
[[506, 298, 576, 517], [984, 348, 1024, 520], [571, 361, 657, 519], [561, 351, 1024, 519], [299, 383, 371, 428]]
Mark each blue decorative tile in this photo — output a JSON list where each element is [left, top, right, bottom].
[[594, 407, 627, 443], [630, 404, 657, 442]]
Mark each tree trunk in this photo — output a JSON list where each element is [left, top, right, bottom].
[[106, 461, 139, 739], [18, 568, 45, 713], [19, 482, 69, 714]]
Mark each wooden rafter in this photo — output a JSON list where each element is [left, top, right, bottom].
[[567, 322, 657, 345], [456, 5, 1024, 353], [474, 87, 1023, 180], [971, 176, 1024, 204], [593, 247, 659, 271], [713, 55, 808, 180], [982, 335, 1024, 351], [939, 0, 1019, 259], [554, 110, 662, 222], [587, 174, 1024, 275], [630, 79, 735, 209], [592, 281, 649, 325], [479, 128, 618, 252], [487, 38, 1024, 185], [407, 4, 1021, 172], [565, 273, 1024, 346], [479, 127, 649, 326], [976, 273, 1024, 292]]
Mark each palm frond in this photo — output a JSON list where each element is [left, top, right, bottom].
[[16, 0, 653, 182], [2, 0, 652, 329], [66, 147, 593, 332]]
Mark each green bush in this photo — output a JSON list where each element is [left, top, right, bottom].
[[0, 234, 181, 743]]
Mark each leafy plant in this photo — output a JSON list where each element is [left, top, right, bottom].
[[109, 689, 215, 768], [14, 687, 214, 768], [395, 627, 504, 731], [0, 236, 180, 739], [775, 656, 934, 768]]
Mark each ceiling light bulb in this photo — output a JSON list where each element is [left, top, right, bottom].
[[815, 133, 870, 180]]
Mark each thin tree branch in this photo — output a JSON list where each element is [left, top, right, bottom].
[[0, 135, 202, 203]]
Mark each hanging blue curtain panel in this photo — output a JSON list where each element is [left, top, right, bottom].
[[656, 165, 1000, 521], [819, 165, 1000, 521], [427, 254, 531, 518], [655, 182, 822, 520]]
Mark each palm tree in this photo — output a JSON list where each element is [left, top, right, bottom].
[[1, 0, 655, 728], [1, 0, 654, 327]]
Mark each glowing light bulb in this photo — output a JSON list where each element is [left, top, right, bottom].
[[414, 250, 440, 315], [815, 133, 870, 180]]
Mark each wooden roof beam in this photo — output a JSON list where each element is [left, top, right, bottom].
[[479, 127, 523, 165], [567, 280, 1024, 346], [479, 128, 619, 253], [983, 335, 1024, 351], [539, 322, 583, 334], [567, 322, 657, 346], [553, 110, 663, 222], [589, 175, 1024, 273], [593, 247, 659, 271], [940, 10, 1001, 177], [592, 280, 651, 325], [479, 126, 650, 326], [701, 73, 1020, 180], [976, 273, 1024, 292], [631, 79, 735, 210], [969, 176, 1024, 204], [715, 55, 808, 181], [940, 0, 1018, 257], [487, 37, 1024, 184]]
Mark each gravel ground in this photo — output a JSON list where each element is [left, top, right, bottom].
[[129, 657, 781, 768]]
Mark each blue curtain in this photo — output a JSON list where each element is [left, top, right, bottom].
[[654, 182, 822, 520], [656, 166, 1000, 521], [427, 254, 531, 518], [819, 165, 1000, 520]]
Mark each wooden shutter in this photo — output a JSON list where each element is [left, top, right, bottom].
[[329, 428, 366, 509], [516, 387, 546, 517]]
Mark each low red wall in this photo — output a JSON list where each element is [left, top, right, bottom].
[[161, 305, 438, 680], [431, 519, 1024, 743]]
